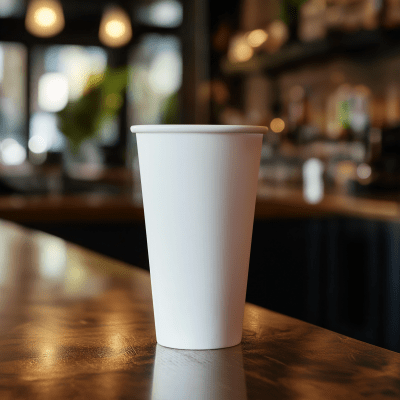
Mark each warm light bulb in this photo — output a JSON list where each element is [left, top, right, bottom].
[[25, 0, 65, 37], [34, 6, 56, 27], [270, 118, 285, 133], [246, 29, 268, 47], [105, 20, 126, 38], [99, 6, 132, 48]]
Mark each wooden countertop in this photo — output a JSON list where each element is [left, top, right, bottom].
[[0, 193, 145, 223], [0, 183, 399, 223], [0, 221, 399, 399], [1, 164, 400, 222]]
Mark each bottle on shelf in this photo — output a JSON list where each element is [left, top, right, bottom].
[[350, 84, 371, 144], [326, 83, 353, 141], [362, 0, 383, 30], [326, 82, 372, 147], [325, 0, 346, 33], [286, 85, 307, 144], [383, 0, 400, 28], [286, 85, 320, 144], [298, 0, 328, 42], [326, 0, 382, 33], [385, 82, 400, 128], [357, 82, 400, 190], [342, 0, 365, 32], [369, 82, 400, 188], [265, 19, 289, 53], [298, 88, 320, 143]]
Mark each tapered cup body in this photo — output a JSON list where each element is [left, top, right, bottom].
[[132, 125, 266, 349]]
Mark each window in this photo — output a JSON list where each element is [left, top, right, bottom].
[[0, 42, 27, 165], [0, 0, 184, 170], [0, 0, 24, 17], [128, 34, 182, 126], [127, 32, 182, 204], [135, 0, 183, 28], [30, 45, 110, 154]]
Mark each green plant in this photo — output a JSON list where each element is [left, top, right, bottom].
[[57, 66, 129, 151]]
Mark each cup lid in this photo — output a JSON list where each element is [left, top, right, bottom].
[[130, 125, 268, 134]]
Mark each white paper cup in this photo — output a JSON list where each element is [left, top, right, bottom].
[[130, 125, 267, 349]]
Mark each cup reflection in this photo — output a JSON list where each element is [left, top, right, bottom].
[[151, 344, 247, 400]]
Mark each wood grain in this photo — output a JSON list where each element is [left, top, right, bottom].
[[0, 221, 399, 399]]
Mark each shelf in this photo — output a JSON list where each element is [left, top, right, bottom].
[[221, 28, 400, 76]]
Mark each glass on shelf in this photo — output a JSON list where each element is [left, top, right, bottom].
[[325, 0, 382, 33]]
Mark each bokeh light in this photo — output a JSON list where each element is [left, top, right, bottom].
[[228, 35, 254, 63], [0, 138, 26, 165], [99, 6, 132, 47], [246, 29, 268, 47], [30, 112, 64, 152], [28, 135, 47, 154], [148, 50, 182, 95], [270, 118, 285, 133], [25, 0, 65, 37], [357, 163, 372, 180], [269, 20, 289, 42], [34, 7, 56, 27], [105, 20, 126, 39], [303, 158, 324, 204], [38, 72, 68, 112], [54, 46, 107, 101], [148, 0, 182, 27], [266, 19, 289, 52]]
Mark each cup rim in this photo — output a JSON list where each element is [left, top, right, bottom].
[[130, 124, 268, 134]]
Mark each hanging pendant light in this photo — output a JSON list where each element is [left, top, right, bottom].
[[99, 5, 132, 48], [25, 0, 65, 38]]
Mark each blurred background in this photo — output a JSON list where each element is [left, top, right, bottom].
[[1, 0, 400, 352]]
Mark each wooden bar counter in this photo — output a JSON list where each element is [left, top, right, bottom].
[[0, 221, 399, 399], [0, 182, 398, 224], [0, 185, 400, 223]]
